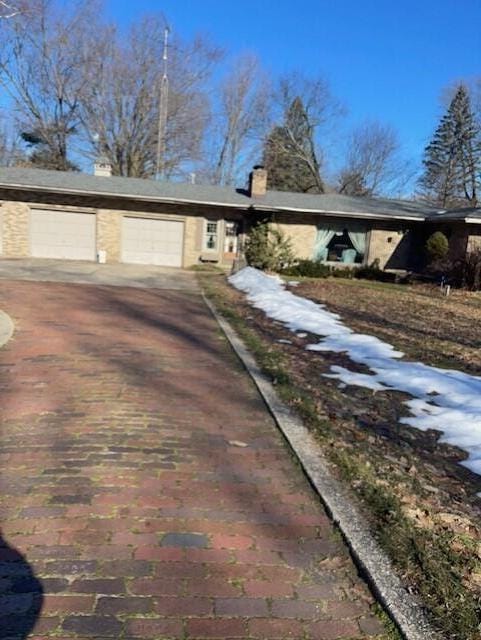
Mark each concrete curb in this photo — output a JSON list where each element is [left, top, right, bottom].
[[0, 309, 14, 348], [203, 294, 441, 640]]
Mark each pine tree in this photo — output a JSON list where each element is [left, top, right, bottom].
[[420, 85, 480, 207], [263, 97, 324, 193]]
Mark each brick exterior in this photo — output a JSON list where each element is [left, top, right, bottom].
[[97, 210, 121, 263], [0, 190, 246, 268], [1, 201, 30, 257], [184, 215, 200, 267], [366, 229, 406, 269], [249, 167, 268, 197], [275, 221, 317, 260], [275, 214, 414, 269], [468, 229, 481, 252], [0, 186, 471, 272]]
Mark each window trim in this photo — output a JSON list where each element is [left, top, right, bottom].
[[203, 219, 219, 252]]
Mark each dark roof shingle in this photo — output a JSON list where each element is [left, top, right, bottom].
[[0, 166, 443, 221]]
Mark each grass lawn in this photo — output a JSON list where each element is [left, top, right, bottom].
[[199, 270, 481, 640], [296, 277, 481, 375]]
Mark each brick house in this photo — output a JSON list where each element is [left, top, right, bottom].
[[0, 164, 479, 270]]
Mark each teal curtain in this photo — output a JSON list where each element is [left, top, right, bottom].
[[347, 228, 367, 255], [314, 223, 367, 260], [313, 227, 336, 260]]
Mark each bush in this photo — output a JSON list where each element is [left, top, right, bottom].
[[244, 222, 294, 272], [282, 259, 331, 278], [426, 231, 449, 263], [354, 259, 396, 282], [331, 267, 355, 279]]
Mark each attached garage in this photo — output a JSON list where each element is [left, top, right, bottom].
[[30, 210, 96, 261], [121, 216, 184, 267]]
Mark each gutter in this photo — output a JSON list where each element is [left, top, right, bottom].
[[254, 203, 426, 222]]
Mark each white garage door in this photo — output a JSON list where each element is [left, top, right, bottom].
[[122, 217, 184, 267], [31, 210, 96, 261]]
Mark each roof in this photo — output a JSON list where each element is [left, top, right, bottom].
[[0, 166, 441, 222], [426, 207, 481, 224]]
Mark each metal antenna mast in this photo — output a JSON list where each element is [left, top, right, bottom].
[[156, 26, 170, 180]]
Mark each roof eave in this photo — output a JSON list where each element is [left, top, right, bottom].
[[0, 181, 429, 221], [0, 182, 252, 210], [427, 215, 481, 224], [253, 204, 425, 221]]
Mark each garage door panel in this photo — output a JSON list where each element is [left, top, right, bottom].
[[31, 211, 96, 261], [122, 217, 183, 267]]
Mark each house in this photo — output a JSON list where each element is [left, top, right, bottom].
[[0, 163, 479, 270]]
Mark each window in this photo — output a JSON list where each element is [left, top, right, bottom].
[[204, 220, 218, 251], [313, 224, 366, 264]]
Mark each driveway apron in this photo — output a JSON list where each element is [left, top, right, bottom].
[[0, 279, 383, 639]]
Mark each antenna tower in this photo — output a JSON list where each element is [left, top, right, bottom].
[[156, 26, 170, 180]]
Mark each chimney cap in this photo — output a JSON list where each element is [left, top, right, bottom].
[[253, 164, 265, 171], [95, 155, 111, 165], [94, 155, 112, 177]]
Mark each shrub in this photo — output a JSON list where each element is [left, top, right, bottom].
[[282, 259, 331, 278], [331, 267, 355, 279], [426, 231, 449, 263], [354, 259, 395, 282], [244, 222, 294, 272]]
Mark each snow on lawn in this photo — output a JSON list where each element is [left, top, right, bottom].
[[229, 267, 481, 476]]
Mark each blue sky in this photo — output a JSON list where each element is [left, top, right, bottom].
[[107, 0, 481, 170]]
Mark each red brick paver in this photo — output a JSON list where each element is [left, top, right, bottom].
[[0, 280, 384, 639]]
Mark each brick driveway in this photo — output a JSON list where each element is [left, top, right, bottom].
[[0, 279, 384, 639]]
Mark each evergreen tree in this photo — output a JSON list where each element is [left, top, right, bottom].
[[420, 85, 480, 207], [21, 129, 78, 172], [263, 97, 324, 193]]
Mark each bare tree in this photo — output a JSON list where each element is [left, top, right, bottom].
[[0, 0, 29, 19], [263, 72, 344, 193], [0, 0, 103, 170], [80, 16, 222, 178], [0, 120, 23, 165], [338, 121, 413, 197], [207, 55, 271, 185]]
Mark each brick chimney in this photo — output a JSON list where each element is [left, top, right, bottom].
[[94, 155, 112, 177], [249, 165, 267, 197]]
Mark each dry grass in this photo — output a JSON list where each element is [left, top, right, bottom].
[[296, 278, 481, 375]]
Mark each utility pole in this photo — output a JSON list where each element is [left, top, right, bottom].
[[156, 26, 170, 180]]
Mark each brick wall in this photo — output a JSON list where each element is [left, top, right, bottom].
[[274, 213, 416, 270], [366, 229, 406, 269], [0, 190, 246, 268], [468, 229, 481, 252], [275, 222, 317, 260], [1, 201, 30, 257], [97, 209, 121, 262]]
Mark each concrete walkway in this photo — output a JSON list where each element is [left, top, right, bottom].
[[0, 278, 384, 639], [0, 258, 199, 290]]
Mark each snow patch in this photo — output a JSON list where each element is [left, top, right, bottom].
[[230, 267, 481, 477]]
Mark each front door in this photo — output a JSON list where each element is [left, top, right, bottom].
[[223, 221, 240, 259]]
